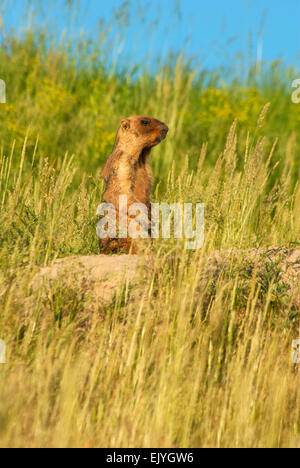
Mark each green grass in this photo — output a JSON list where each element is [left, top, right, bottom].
[[0, 8, 299, 448]]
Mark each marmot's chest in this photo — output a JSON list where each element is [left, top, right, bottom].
[[133, 166, 151, 207]]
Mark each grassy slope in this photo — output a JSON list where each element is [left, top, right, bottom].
[[0, 28, 299, 447]]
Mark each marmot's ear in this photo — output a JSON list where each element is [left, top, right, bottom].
[[121, 119, 130, 131]]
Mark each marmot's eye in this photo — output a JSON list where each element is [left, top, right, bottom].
[[141, 120, 149, 126]]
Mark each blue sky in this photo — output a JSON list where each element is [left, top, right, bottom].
[[1, 0, 300, 70]]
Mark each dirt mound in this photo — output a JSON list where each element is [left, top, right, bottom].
[[31, 254, 140, 304], [201, 247, 300, 307], [30, 247, 300, 306], [204, 247, 300, 285]]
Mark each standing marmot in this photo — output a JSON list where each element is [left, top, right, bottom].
[[99, 116, 168, 254]]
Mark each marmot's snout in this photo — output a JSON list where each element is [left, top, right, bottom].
[[158, 122, 168, 141], [160, 124, 168, 139]]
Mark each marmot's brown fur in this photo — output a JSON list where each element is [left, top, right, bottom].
[[99, 116, 168, 254]]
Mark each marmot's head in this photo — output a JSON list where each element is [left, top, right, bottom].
[[118, 116, 168, 149]]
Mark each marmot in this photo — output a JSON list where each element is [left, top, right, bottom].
[[99, 116, 168, 254]]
